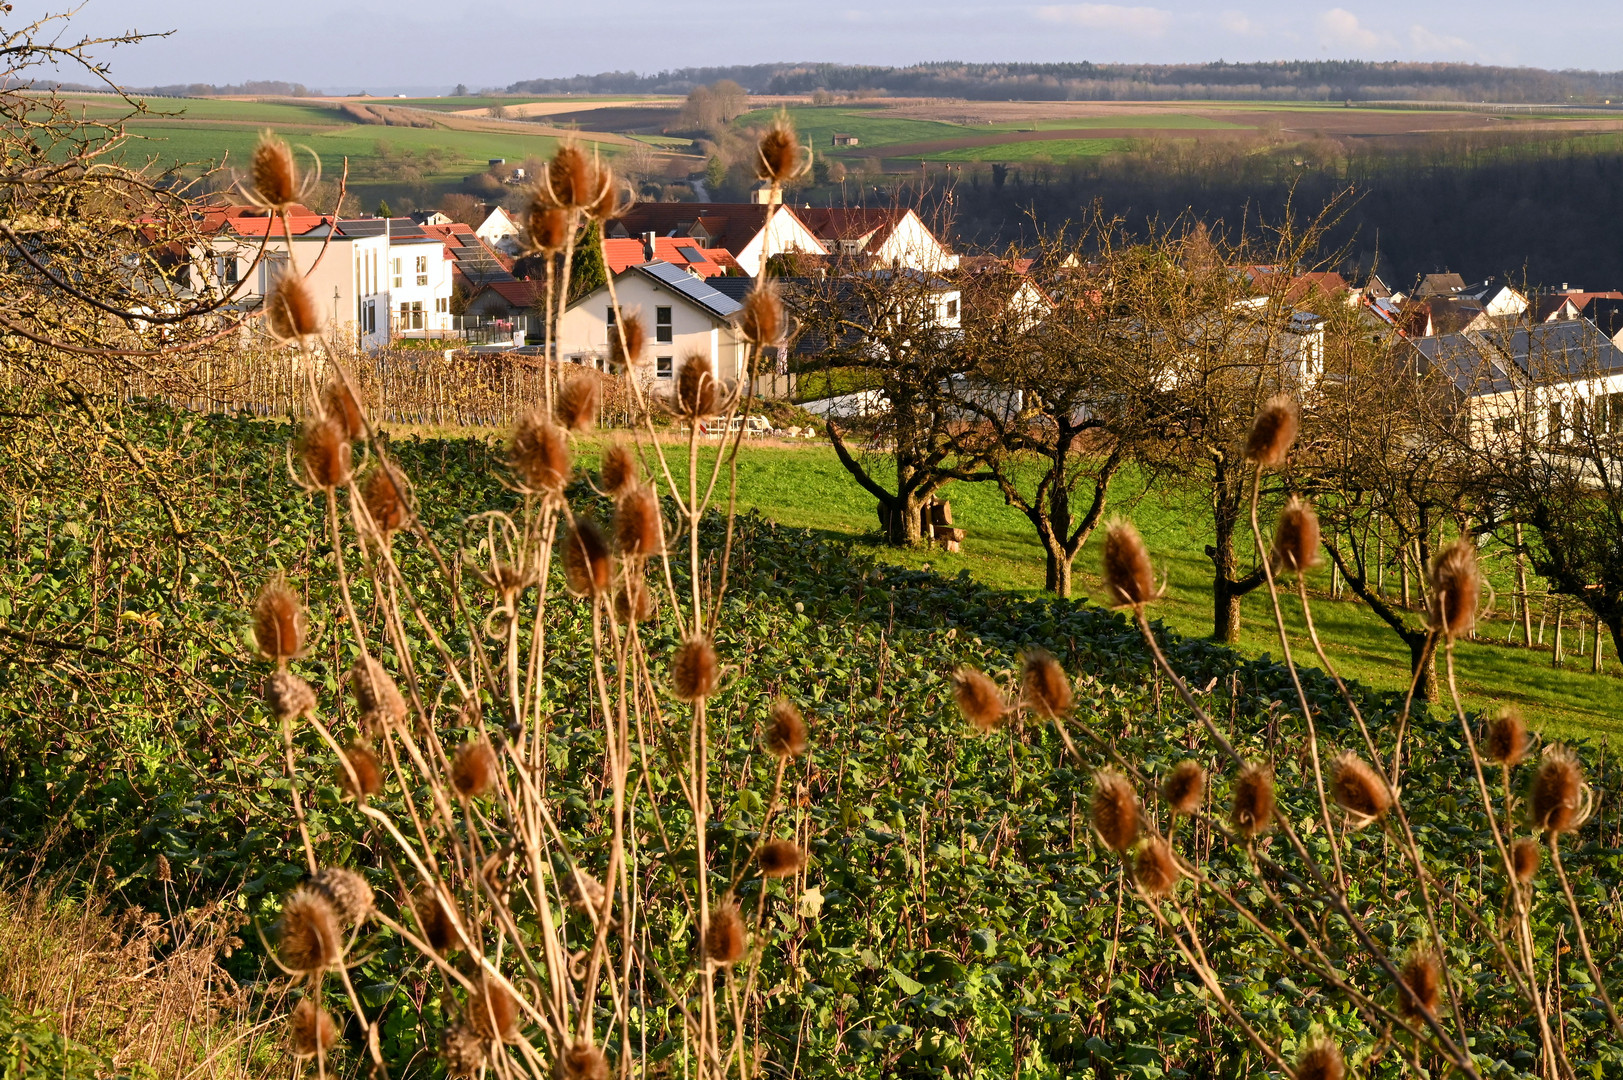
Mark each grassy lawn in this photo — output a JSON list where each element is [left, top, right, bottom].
[[736, 105, 969, 153], [591, 437, 1623, 742]]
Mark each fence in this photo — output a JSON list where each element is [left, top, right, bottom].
[[48, 344, 641, 430]]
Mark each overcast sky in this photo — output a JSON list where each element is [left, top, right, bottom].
[[12, 1, 1622, 92]]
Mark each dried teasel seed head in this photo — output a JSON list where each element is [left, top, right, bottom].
[[321, 378, 365, 442], [704, 903, 745, 966], [289, 999, 338, 1059], [310, 866, 374, 926], [586, 166, 631, 222], [608, 313, 646, 371], [349, 657, 407, 733], [1529, 745, 1586, 835], [1101, 519, 1156, 609], [1230, 763, 1276, 839], [671, 637, 720, 701], [599, 441, 638, 496], [362, 466, 407, 535], [1269, 496, 1321, 576], [757, 839, 806, 878], [278, 886, 342, 972], [414, 888, 461, 954], [614, 579, 654, 624], [951, 667, 1005, 732], [1428, 539, 1481, 640], [299, 418, 352, 490], [338, 740, 382, 801], [546, 143, 601, 211], [524, 203, 571, 256], [555, 1041, 610, 1080], [765, 699, 809, 758], [441, 1022, 486, 1078], [510, 412, 571, 495], [1162, 760, 1207, 816], [1091, 769, 1140, 854], [1398, 949, 1441, 1018], [1331, 752, 1391, 822], [673, 353, 719, 420], [1510, 838, 1542, 884], [263, 670, 316, 721], [1132, 836, 1179, 898], [466, 977, 519, 1043], [564, 518, 612, 598], [252, 576, 306, 662], [614, 485, 663, 559], [563, 868, 606, 912], [1021, 649, 1073, 719], [1294, 1038, 1345, 1080], [556, 372, 600, 432], [755, 117, 804, 186], [451, 739, 499, 799], [250, 133, 299, 210], [739, 279, 784, 347], [265, 271, 324, 343], [1245, 394, 1299, 468], [1485, 707, 1530, 767]]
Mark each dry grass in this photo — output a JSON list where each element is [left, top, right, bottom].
[[0, 877, 280, 1079]]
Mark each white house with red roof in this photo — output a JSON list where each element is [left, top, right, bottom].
[[556, 262, 747, 383], [608, 203, 823, 277], [794, 207, 958, 273]]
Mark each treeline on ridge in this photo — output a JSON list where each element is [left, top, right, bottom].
[[508, 60, 1623, 103]]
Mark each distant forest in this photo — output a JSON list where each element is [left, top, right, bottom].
[[508, 60, 1623, 104], [49, 79, 312, 98], [908, 135, 1623, 290]]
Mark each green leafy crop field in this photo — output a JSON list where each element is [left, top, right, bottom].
[[5, 405, 1623, 1077]]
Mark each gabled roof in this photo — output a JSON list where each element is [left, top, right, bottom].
[[1415, 273, 1466, 298], [609, 203, 785, 256], [1412, 319, 1623, 396], [601, 237, 740, 277], [421, 222, 514, 287], [197, 203, 334, 238], [468, 280, 543, 311], [625, 261, 742, 321], [795, 207, 913, 255]]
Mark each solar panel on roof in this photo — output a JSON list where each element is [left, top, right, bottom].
[[638, 261, 742, 318], [676, 245, 704, 262]]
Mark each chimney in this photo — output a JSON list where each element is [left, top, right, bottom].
[[642, 231, 656, 261]]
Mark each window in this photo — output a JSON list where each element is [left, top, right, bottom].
[[944, 298, 958, 320], [222, 257, 239, 285], [364, 301, 375, 334], [392, 258, 402, 289], [436, 296, 448, 314], [1611, 392, 1623, 434], [606, 306, 617, 326], [1492, 416, 1515, 435], [1548, 402, 1565, 442], [415, 255, 428, 286], [411, 301, 424, 329], [656, 356, 673, 379], [656, 306, 673, 344]]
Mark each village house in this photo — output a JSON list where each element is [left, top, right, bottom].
[[795, 207, 959, 273], [336, 216, 457, 336], [608, 203, 823, 277], [556, 261, 747, 383], [476, 206, 522, 254]]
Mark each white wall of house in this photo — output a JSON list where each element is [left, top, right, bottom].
[[735, 206, 825, 277], [477, 207, 520, 254], [386, 237, 454, 336], [557, 271, 747, 382], [872, 210, 959, 272], [204, 231, 389, 349]]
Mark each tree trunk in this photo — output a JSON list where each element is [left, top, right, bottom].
[[1043, 549, 1074, 598], [1210, 488, 1244, 643], [1409, 633, 1439, 702], [1514, 523, 1533, 646]]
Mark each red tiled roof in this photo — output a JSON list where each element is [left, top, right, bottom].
[[469, 280, 543, 310], [611, 203, 781, 255], [197, 204, 333, 237], [601, 237, 740, 276]]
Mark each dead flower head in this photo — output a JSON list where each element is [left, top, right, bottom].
[[755, 115, 808, 186], [1101, 519, 1157, 609], [1245, 394, 1299, 469], [614, 485, 664, 559], [289, 999, 338, 1059], [1091, 769, 1140, 853], [265, 271, 324, 344], [1294, 1038, 1345, 1080], [252, 576, 307, 663], [673, 353, 719, 420], [362, 465, 408, 536], [310, 866, 374, 926], [245, 131, 316, 213], [564, 518, 612, 598], [510, 412, 571, 495], [704, 903, 746, 965], [1529, 745, 1588, 835], [757, 839, 806, 878], [298, 417, 352, 490], [1021, 649, 1073, 719], [1398, 949, 1441, 1019], [523, 203, 572, 257], [1331, 751, 1391, 823], [451, 739, 499, 799], [338, 740, 383, 801], [1230, 763, 1276, 839], [414, 888, 461, 954], [1162, 760, 1207, 816], [557, 372, 600, 432], [556, 1041, 610, 1080], [277, 886, 342, 973], [466, 977, 519, 1043], [1270, 496, 1320, 576], [264, 670, 316, 721], [321, 378, 365, 442], [765, 699, 809, 758], [1510, 838, 1542, 884], [739, 279, 784, 347], [599, 441, 638, 497], [1428, 539, 1481, 640], [349, 656, 407, 733], [1132, 836, 1179, 898], [543, 143, 608, 212], [614, 579, 654, 624], [441, 1022, 486, 1078], [608, 312, 646, 371], [951, 667, 1005, 732], [1485, 707, 1530, 767], [671, 637, 720, 701]]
